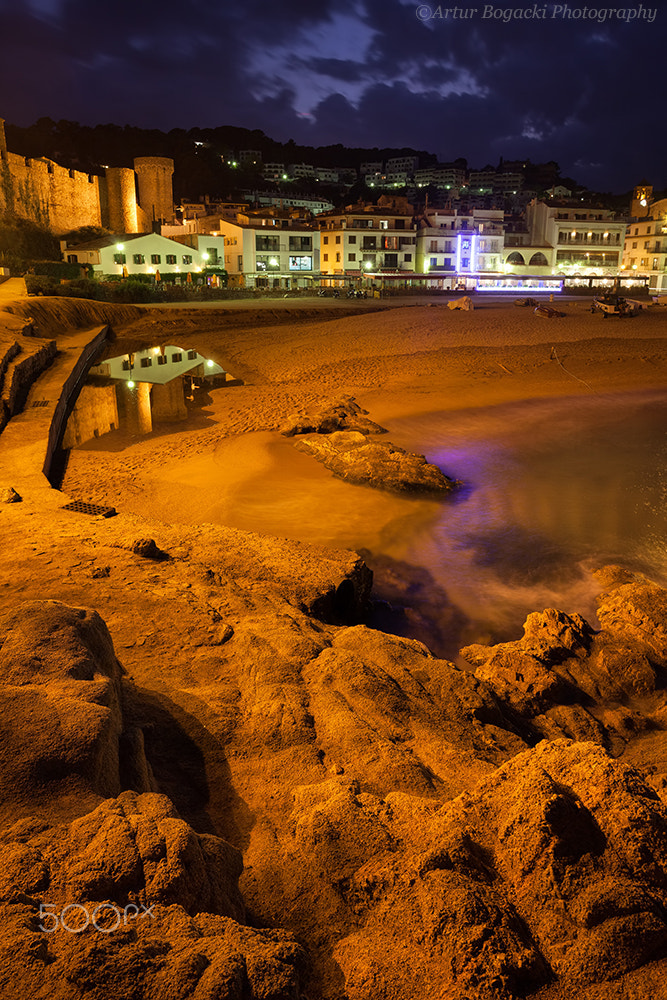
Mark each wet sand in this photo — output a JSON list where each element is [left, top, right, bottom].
[[62, 299, 667, 523]]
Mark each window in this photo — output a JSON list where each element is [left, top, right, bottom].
[[166, 254, 177, 265], [323, 236, 329, 244], [644, 242, 650, 249], [632, 242, 638, 249], [182, 255, 193, 265], [430, 240, 438, 252], [121, 360, 131, 371], [323, 253, 328, 262], [380, 220, 388, 230], [256, 235, 280, 251], [133, 254, 145, 265], [335, 235, 341, 244], [430, 257, 437, 267], [140, 357, 152, 368], [171, 352, 182, 362], [289, 236, 311, 251], [635, 228, 639, 235], [336, 253, 341, 262], [67, 254, 78, 264], [384, 253, 398, 267], [151, 254, 161, 264], [348, 253, 356, 262], [289, 256, 312, 270], [157, 355, 167, 365], [187, 350, 198, 360], [348, 235, 356, 244], [113, 253, 126, 264], [404, 253, 412, 262], [256, 255, 280, 271]]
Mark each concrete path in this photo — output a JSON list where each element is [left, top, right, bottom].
[[0, 325, 107, 507], [0, 278, 28, 304]]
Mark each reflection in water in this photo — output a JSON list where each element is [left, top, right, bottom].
[[189, 391, 667, 654]]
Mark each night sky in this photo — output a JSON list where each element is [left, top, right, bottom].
[[1, 0, 663, 192]]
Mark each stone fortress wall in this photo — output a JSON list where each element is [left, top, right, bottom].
[[0, 118, 173, 235]]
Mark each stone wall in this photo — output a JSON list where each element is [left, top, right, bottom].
[[0, 152, 102, 234], [62, 383, 119, 448]]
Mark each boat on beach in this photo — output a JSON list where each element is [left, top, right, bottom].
[[593, 294, 642, 318]]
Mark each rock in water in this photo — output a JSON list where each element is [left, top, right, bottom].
[[281, 395, 387, 436], [293, 430, 457, 494]]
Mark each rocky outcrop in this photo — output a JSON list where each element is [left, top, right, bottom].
[[274, 740, 667, 1000], [281, 395, 387, 436], [460, 571, 667, 748], [0, 601, 129, 807], [294, 430, 457, 494]]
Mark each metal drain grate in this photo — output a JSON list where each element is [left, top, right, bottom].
[[31, 399, 51, 408], [61, 500, 117, 518]]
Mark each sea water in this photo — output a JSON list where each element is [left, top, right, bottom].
[[220, 390, 667, 658]]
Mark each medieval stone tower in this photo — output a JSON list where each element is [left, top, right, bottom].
[[133, 157, 174, 228], [103, 167, 139, 233]]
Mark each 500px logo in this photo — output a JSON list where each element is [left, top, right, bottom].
[[38, 902, 155, 934]]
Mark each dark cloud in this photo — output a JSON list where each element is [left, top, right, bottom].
[[0, 0, 663, 190]]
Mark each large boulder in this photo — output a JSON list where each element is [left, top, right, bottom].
[[293, 430, 457, 495], [281, 395, 387, 437], [292, 741, 667, 999], [0, 601, 129, 807]]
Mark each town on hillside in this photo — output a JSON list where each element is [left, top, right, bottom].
[[1, 118, 665, 298]]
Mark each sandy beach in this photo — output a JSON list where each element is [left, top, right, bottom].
[[62, 298, 667, 522]]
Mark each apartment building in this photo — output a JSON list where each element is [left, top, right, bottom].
[[525, 200, 626, 275], [414, 163, 467, 192], [621, 188, 667, 293], [317, 199, 416, 285], [215, 208, 319, 289], [415, 208, 504, 287]]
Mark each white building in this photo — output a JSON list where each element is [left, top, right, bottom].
[[522, 200, 626, 277], [289, 163, 316, 179], [61, 232, 225, 277], [416, 208, 504, 288], [385, 155, 419, 174], [215, 208, 319, 289]]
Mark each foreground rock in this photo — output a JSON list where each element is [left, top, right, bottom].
[[281, 395, 387, 436], [460, 569, 667, 749], [293, 430, 458, 494], [325, 740, 667, 999]]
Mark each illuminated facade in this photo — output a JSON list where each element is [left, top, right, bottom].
[[317, 201, 416, 284], [522, 200, 626, 276], [216, 209, 320, 289], [621, 191, 667, 293], [60, 232, 224, 277], [415, 208, 504, 287]]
